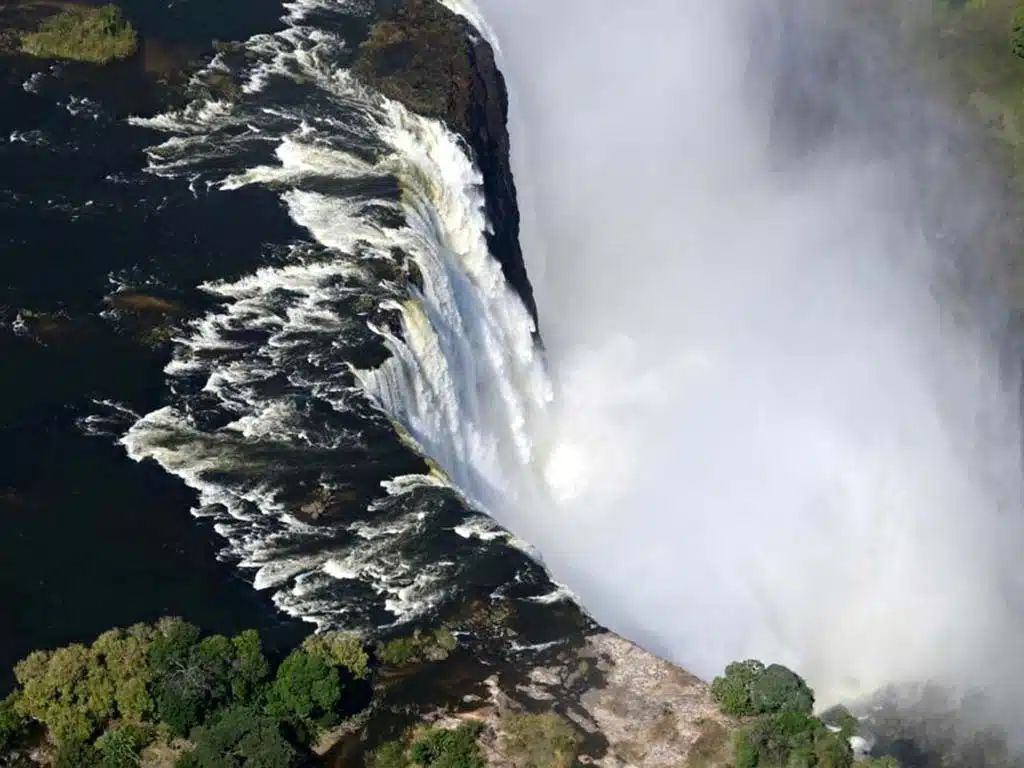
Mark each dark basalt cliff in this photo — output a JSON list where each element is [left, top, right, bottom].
[[352, 0, 539, 327]]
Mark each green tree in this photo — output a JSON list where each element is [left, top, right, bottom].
[[151, 629, 235, 737], [814, 730, 854, 768], [710, 659, 764, 716], [749, 664, 814, 715], [149, 618, 201, 674], [301, 632, 369, 680], [409, 723, 485, 768], [175, 706, 298, 768], [230, 630, 270, 703], [14, 644, 115, 743], [54, 737, 101, 768], [265, 650, 341, 742], [96, 725, 149, 768], [91, 624, 156, 723], [0, 693, 28, 753], [820, 706, 859, 741], [193, 635, 236, 703]]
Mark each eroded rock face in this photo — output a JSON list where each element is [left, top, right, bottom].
[[345, 3, 733, 762], [500, 633, 735, 768], [352, 0, 538, 327], [395, 632, 735, 768]]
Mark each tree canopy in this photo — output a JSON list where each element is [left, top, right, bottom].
[[5, 618, 374, 767], [712, 658, 901, 768]]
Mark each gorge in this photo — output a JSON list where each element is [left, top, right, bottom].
[[3, 0, 1024, 764]]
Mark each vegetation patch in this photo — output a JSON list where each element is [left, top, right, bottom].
[[711, 659, 901, 768], [376, 628, 458, 668], [0, 693, 29, 754], [21, 4, 137, 64], [502, 711, 582, 768], [6, 618, 371, 767], [369, 722, 486, 768]]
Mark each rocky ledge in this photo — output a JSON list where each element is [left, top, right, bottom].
[[342, 3, 735, 765], [473, 633, 733, 767], [353, 0, 539, 327], [334, 623, 737, 768]]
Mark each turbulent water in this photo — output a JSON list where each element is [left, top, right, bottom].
[[119, 0, 560, 636], [58, 0, 1024, 750]]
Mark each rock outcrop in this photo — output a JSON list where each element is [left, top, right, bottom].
[[343, 628, 737, 768], [352, 0, 539, 327], [339, 4, 739, 766]]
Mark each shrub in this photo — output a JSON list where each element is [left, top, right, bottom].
[[710, 659, 764, 716], [376, 629, 458, 668], [96, 725, 150, 768], [503, 712, 581, 768], [265, 650, 341, 742], [21, 5, 138, 64], [409, 722, 485, 768], [0, 694, 28, 753], [377, 637, 420, 667], [54, 737, 101, 768], [733, 727, 758, 768], [231, 630, 271, 703], [302, 632, 370, 680], [369, 740, 410, 768]]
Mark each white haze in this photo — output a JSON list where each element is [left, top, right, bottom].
[[468, 0, 1024, 726]]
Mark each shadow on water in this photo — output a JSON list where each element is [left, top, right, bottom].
[[0, 0, 319, 691]]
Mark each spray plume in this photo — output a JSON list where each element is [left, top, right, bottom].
[[466, 0, 1024, 735]]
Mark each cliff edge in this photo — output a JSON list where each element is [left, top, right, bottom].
[[344, 3, 737, 765], [352, 0, 539, 327]]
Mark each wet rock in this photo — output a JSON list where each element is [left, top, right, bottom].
[[293, 485, 362, 525], [353, 0, 538, 327], [104, 292, 186, 315], [103, 291, 190, 350]]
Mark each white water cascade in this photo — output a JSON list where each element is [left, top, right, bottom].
[[118, 0, 1024, 739], [462, 0, 1024, 731]]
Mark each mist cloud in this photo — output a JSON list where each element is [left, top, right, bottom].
[[471, 0, 1024, 732]]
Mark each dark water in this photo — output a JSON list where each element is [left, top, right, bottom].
[[0, 0, 584, 695], [0, 0, 313, 691]]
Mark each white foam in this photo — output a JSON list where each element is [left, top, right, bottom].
[[118, 0, 565, 638], [437, 0, 502, 54]]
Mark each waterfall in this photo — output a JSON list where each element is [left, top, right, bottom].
[[112, 0, 1024, 743], [120, 0, 559, 635]]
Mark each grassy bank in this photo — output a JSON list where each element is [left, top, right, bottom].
[[20, 4, 137, 64]]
